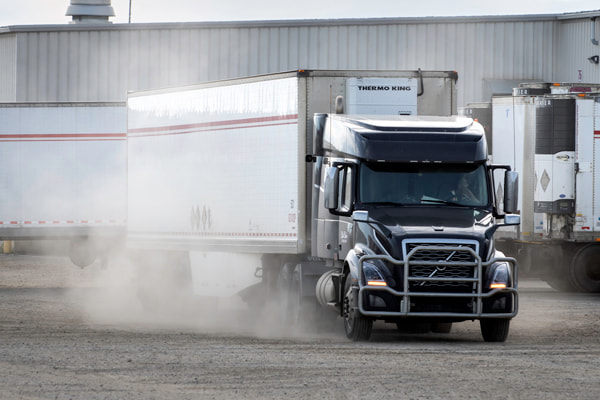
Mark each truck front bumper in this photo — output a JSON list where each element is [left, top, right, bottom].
[[357, 246, 518, 319]]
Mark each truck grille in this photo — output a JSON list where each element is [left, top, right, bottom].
[[403, 240, 478, 291]]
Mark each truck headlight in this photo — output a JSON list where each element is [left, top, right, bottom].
[[363, 260, 388, 287], [490, 263, 510, 289]]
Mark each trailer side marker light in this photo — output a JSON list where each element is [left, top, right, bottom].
[[367, 281, 388, 287], [490, 283, 507, 289]]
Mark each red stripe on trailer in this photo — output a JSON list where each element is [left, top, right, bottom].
[[128, 114, 299, 135], [129, 121, 298, 139], [191, 232, 297, 237], [0, 220, 123, 225], [0, 133, 126, 142]]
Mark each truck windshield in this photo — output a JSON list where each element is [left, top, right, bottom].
[[359, 163, 489, 207]]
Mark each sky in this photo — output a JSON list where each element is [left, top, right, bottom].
[[1, 0, 599, 27]]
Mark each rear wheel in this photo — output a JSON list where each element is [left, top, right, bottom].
[[287, 272, 318, 332], [343, 276, 372, 341], [69, 238, 97, 268], [480, 318, 510, 342], [569, 245, 600, 293]]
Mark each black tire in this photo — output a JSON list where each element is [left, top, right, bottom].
[[480, 318, 510, 342], [569, 245, 600, 293], [343, 276, 372, 341], [288, 272, 318, 332]]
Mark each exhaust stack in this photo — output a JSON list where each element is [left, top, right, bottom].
[[66, 0, 115, 24]]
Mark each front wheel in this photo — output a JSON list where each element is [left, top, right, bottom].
[[480, 318, 510, 342], [343, 275, 372, 341]]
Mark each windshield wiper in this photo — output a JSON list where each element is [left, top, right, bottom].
[[365, 201, 406, 207], [420, 198, 466, 207]]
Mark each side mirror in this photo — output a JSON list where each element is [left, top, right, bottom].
[[323, 163, 355, 216], [504, 170, 519, 214], [323, 166, 339, 210], [504, 214, 521, 226], [352, 210, 369, 222]]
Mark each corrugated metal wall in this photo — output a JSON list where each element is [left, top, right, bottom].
[[3, 16, 591, 106], [0, 34, 17, 102], [555, 17, 600, 83]]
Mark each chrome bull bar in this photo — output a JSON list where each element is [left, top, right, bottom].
[[357, 245, 518, 319]]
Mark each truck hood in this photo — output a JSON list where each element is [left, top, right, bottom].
[[360, 206, 493, 259]]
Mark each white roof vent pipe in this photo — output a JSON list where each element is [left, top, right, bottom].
[[66, 0, 115, 24]]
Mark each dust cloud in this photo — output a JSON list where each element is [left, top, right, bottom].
[[72, 250, 337, 339]]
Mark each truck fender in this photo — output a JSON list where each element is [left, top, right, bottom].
[[344, 248, 362, 283], [344, 244, 381, 283], [484, 250, 514, 288]]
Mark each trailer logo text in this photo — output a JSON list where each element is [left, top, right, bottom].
[[357, 86, 412, 91]]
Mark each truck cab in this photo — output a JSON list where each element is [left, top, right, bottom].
[[312, 114, 520, 341]]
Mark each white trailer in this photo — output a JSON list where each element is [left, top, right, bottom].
[[0, 102, 127, 265], [126, 69, 458, 299], [126, 70, 457, 254], [492, 83, 600, 292]]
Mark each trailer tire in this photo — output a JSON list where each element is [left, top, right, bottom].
[[69, 239, 97, 268], [569, 245, 600, 293], [288, 271, 317, 332], [343, 276, 372, 341], [480, 318, 510, 342]]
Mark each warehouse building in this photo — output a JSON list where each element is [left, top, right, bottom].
[[1, 1, 600, 107]]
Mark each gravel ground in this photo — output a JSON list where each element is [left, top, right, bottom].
[[1, 254, 600, 399]]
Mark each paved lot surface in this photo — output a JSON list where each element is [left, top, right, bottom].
[[1, 254, 599, 399]]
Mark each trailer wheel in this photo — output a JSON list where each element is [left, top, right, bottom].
[[569, 245, 600, 293], [287, 272, 317, 332], [480, 318, 510, 342], [69, 239, 97, 268], [342, 276, 372, 341]]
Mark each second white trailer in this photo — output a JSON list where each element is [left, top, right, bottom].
[[0, 102, 127, 265], [492, 84, 600, 292]]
